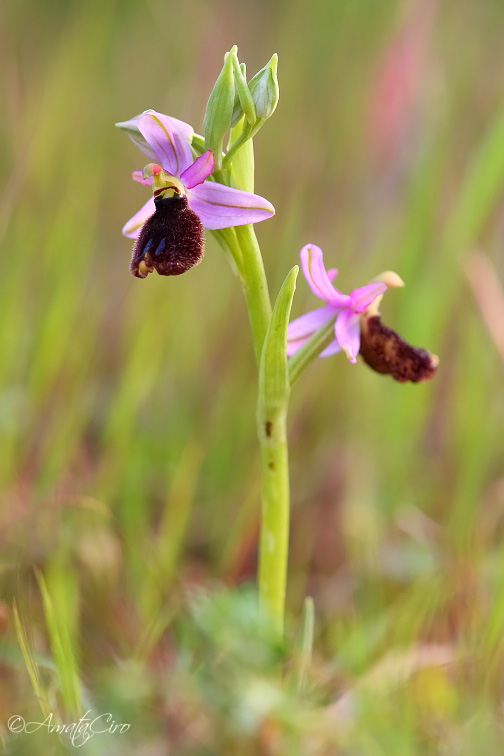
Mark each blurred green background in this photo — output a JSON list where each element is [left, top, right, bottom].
[[1, 0, 504, 753]]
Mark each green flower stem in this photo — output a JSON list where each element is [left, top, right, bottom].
[[233, 224, 272, 362], [222, 119, 265, 171], [258, 407, 289, 636], [215, 128, 292, 636], [288, 314, 338, 387]]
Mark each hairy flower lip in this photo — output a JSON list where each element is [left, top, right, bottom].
[[129, 194, 204, 279], [120, 109, 275, 240], [360, 314, 439, 382]]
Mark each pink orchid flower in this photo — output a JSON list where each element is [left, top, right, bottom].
[[287, 244, 387, 363], [118, 110, 275, 278]]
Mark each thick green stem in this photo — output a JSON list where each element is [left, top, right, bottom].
[[234, 224, 272, 362], [214, 122, 290, 635], [258, 408, 290, 636]]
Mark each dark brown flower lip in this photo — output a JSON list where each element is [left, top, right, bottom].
[[130, 194, 204, 279], [359, 315, 439, 383]]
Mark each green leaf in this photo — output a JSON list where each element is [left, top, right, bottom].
[[297, 596, 315, 693], [257, 266, 298, 438], [36, 569, 81, 715]]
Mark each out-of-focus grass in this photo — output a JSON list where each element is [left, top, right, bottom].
[[1, 0, 504, 752]]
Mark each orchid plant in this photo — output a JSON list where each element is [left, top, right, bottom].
[[117, 46, 438, 638]]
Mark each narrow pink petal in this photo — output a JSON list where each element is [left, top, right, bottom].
[[180, 150, 215, 189], [300, 244, 350, 307], [131, 170, 153, 186], [335, 309, 361, 363], [350, 282, 387, 313], [122, 196, 155, 239], [186, 182, 275, 230], [287, 305, 336, 341], [327, 268, 339, 282], [138, 113, 193, 176], [319, 339, 342, 358]]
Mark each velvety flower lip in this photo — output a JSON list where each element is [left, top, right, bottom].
[[287, 244, 387, 363], [120, 109, 275, 239]]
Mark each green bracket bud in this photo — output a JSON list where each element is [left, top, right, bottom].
[[248, 54, 279, 119], [204, 48, 236, 170], [231, 59, 256, 128]]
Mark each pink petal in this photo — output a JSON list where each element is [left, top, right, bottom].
[[327, 268, 339, 282], [319, 339, 342, 358], [122, 196, 155, 239], [335, 309, 361, 363], [138, 113, 193, 177], [180, 150, 215, 189], [300, 244, 350, 308], [350, 282, 387, 313], [186, 182, 275, 230], [131, 170, 153, 186], [287, 305, 336, 341]]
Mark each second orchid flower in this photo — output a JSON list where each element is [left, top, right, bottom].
[[287, 244, 438, 383]]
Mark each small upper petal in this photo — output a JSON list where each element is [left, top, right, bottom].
[[138, 113, 193, 177], [335, 309, 361, 363], [186, 181, 275, 230], [122, 196, 155, 239], [349, 282, 387, 313], [180, 150, 215, 189], [300, 244, 350, 308]]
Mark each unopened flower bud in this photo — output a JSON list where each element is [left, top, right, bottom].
[[248, 54, 279, 119], [231, 59, 256, 128], [204, 48, 236, 170]]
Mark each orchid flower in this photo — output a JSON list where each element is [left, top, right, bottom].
[[287, 244, 387, 363], [117, 109, 275, 278], [287, 243, 438, 382]]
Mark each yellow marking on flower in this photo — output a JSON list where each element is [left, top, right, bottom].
[[138, 260, 153, 276]]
